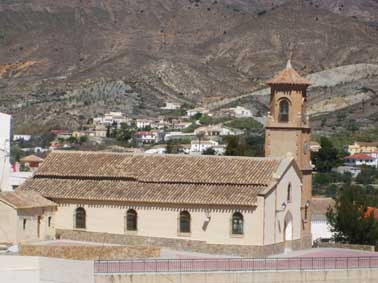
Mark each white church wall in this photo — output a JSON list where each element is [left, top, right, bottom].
[[264, 166, 302, 245]]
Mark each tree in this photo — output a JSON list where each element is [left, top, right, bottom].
[[166, 140, 183, 154], [202, 148, 216, 155], [225, 136, 245, 156], [327, 184, 378, 245], [311, 137, 340, 172]]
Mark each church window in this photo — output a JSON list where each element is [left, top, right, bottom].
[[75, 207, 86, 229], [304, 142, 308, 154], [127, 209, 138, 231], [279, 99, 290, 122], [232, 212, 244, 235], [287, 183, 292, 203], [179, 211, 191, 233]]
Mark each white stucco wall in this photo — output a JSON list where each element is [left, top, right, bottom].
[[312, 218, 333, 242], [0, 112, 11, 192], [0, 256, 94, 283], [263, 166, 302, 245]]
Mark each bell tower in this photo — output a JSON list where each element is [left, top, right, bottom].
[[265, 60, 312, 241]]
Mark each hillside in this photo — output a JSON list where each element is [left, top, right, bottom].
[[0, 0, 377, 133]]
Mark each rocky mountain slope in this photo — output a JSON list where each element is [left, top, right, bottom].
[[0, 0, 377, 133]]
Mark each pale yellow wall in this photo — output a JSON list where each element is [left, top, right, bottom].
[[0, 202, 17, 243], [55, 202, 262, 245], [0, 202, 55, 244]]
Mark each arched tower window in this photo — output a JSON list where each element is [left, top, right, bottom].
[[279, 99, 290, 122], [126, 209, 137, 231], [287, 183, 292, 203], [75, 207, 86, 229], [179, 211, 191, 233], [232, 212, 244, 235]]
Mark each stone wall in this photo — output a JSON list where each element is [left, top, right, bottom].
[[95, 269, 378, 283], [19, 243, 160, 260], [56, 229, 308, 257], [315, 242, 375, 252]]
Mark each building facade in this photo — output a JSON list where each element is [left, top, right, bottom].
[[0, 191, 56, 244], [265, 61, 312, 241], [19, 151, 305, 256]]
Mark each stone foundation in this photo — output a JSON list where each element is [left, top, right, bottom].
[[19, 242, 160, 260], [56, 229, 310, 257]]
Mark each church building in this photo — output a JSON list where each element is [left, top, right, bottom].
[[17, 62, 312, 256]]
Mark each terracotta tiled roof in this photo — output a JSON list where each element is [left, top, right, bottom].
[[267, 60, 311, 86], [34, 151, 281, 186], [19, 178, 266, 207], [20, 154, 44, 163], [364, 207, 378, 219], [0, 191, 56, 209], [17, 151, 293, 207], [345, 153, 373, 160]]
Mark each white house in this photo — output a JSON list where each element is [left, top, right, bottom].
[[311, 197, 335, 243], [13, 135, 32, 142], [344, 153, 378, 168], [186, 107, 210, 117], [227, 106, 253, 118], [194, 124, 244, 138], [161, 102, 181, 110], [94, 112, 128, 128], [190, 140, 220, 153]]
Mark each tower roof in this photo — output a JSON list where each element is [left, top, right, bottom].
[[267, 60, 311, 86]]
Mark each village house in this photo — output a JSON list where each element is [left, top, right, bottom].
[[20, 155, 44, 172], [0, 191, 56, 244], [93, 112, 128, 128], [222, 106, 253, 118], [194, 124, 244, 139], [190, 140, 225, 154], [94, 125, 107, 138], [161, 102, 182, 110], [186, 107, 210, 118], [136, 119, 155, 129], [19, 151, 304, 256], [347, 141, 378, 155], [13, 135, 32, 142], [344, 153, 378, 168], [135, 130, 163, 144]]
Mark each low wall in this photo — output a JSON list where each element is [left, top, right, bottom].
[[57, 229, 312, 257], [95, 269, 378, 283], [20, 243, 160, 260], [315, 242, 375, 252], [0, 255, 94, 283]]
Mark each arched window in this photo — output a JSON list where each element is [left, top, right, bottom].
[[179, 211, 191, 233], [232, 212, 244, 235], [287, 183, 292, 203], [75, 207, 86, 229], [127, 209, 137, 231], [279, 99, 290, 122]]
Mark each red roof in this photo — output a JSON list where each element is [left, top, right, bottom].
[[364, 207, 378, 219], [345, 153, 373, 160], [267, 60, 311, 86]]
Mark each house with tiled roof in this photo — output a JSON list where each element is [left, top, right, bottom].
[[344, 153, 378, 168], [0, 191, 56, 244]]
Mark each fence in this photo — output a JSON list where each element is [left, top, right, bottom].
[[94, 256, 378, 274]]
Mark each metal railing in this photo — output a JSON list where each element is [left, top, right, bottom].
[[94, 257, 378, 274]]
